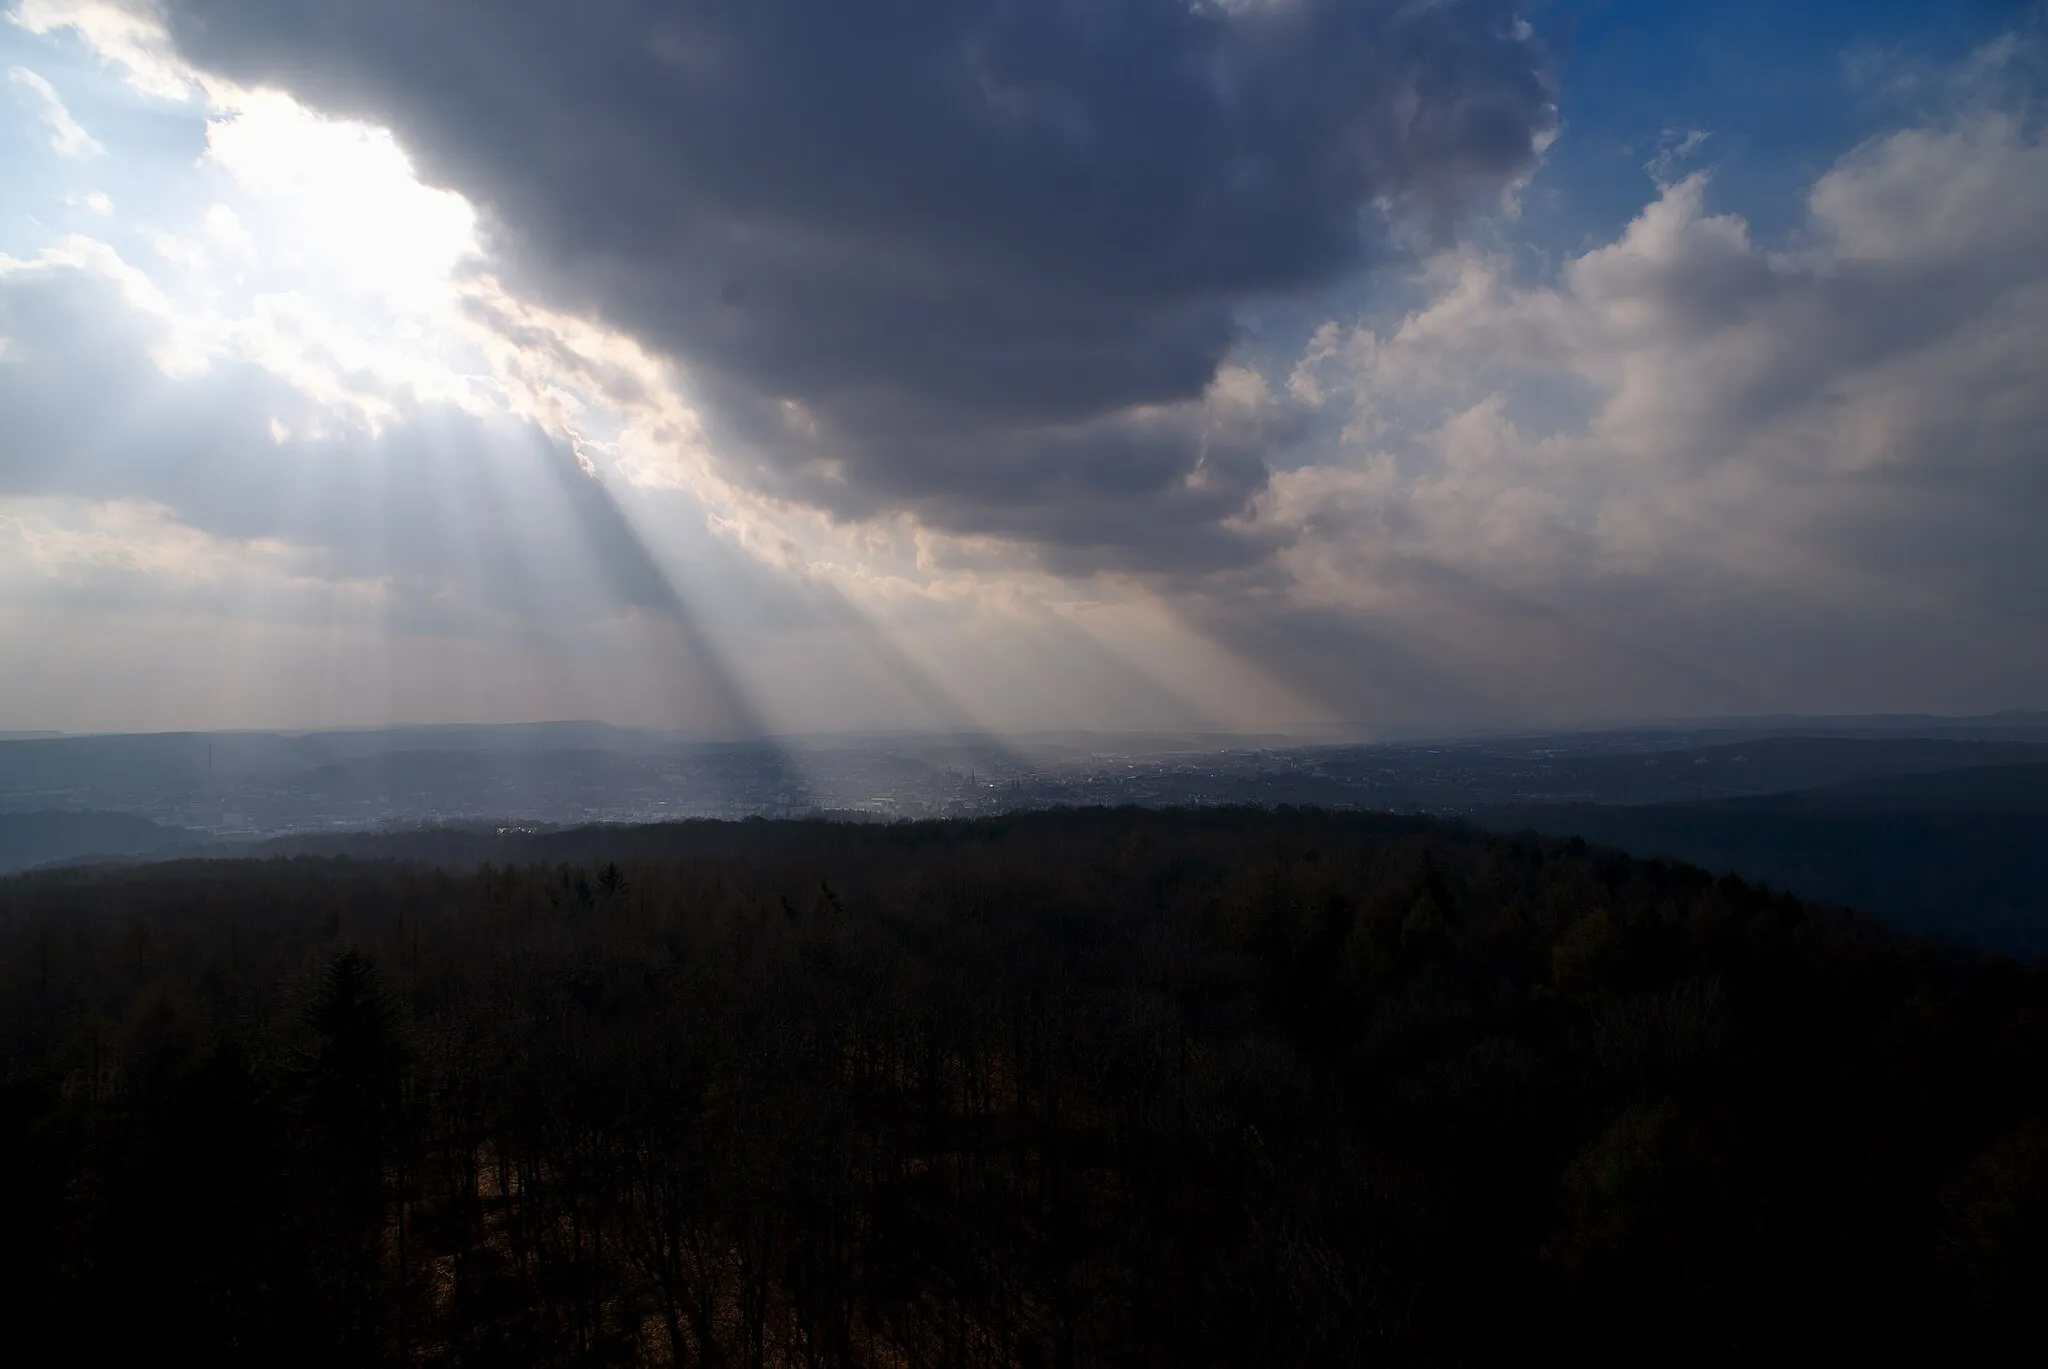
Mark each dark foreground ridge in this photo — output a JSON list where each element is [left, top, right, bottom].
[[3, 808, 2044, 1365]]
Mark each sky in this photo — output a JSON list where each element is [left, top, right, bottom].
[[0, 0, 2042, 739]]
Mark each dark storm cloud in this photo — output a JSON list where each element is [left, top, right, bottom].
[[158, 0, 1553, 564]]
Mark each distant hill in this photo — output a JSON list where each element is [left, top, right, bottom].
[[1478, 762, 2048, 952], [0, 722, 677, 791], [1501, 711, 2048, 747], [0, 810, 196, 874], [1520, 735, 2048, 802]]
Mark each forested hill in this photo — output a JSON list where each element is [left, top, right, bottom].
[[0, 810, 194, 875], [2, 807, 2044, 1365], [1478, 762, 2048, 953]]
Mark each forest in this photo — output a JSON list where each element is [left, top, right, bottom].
[[1, 806, 2043, 1365]]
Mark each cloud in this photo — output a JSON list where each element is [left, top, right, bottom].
[[0, 240, 1022, 736], [10, 0, 197, 100], [1644, 129, 1710, 188], [1263, 101, 2048, 718], [147, 0, 1555, 568], [0, 246, 702, 630], [8, 5, 2041, 731], [0, 250, 1303, 735], [8, 64, 104, 154]]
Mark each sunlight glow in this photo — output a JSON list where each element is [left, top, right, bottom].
[[204, 88, 478, 311]]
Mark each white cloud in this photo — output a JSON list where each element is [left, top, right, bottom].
[[10, 0, 197, 101], [8, 64, 104, 154], [1269, 103, 2048, 714], [1645, 129, 1711, 188], [200, 201, 250, 250], [0, 495, 311, 592]]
